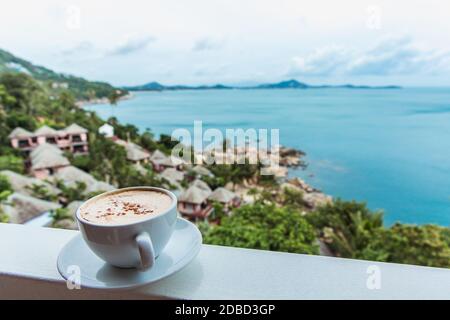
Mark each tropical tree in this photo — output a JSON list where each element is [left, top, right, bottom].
[[280, 187, 307, 210], [209, 201, 227, 222], [0, 154, 24, 173], [307, 199, 384, 258], [0, 84, 16, 106], [200, 175, 225, 189], [139, 129, 158, 151], [107, 117, 139, 142], [55, 180, 88, 203], [0, 73, 47, 115], [158, 134, 179, 151], [204, 203, 319, 255], [361, 223, 450, 268], [0, 174, 12, 223], [49, 207, 74, 228], [108, 90, 121, 106], [5, 111, 37, 131], [27, 183, 58, 202], [255, 187, 278, 204], [57, 90, 76, 110], [207, 163, 259, 189]]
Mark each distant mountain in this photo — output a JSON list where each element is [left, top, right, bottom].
[[0, 48, 126, 100], [122, 82, 233, 91], [311, 84, 402, 90], [127, 81, 166, 91], [252, 79, 309, 89], [124, 79, 401, 91]]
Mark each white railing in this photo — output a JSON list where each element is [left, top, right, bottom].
[[0, 223, 449, 299]]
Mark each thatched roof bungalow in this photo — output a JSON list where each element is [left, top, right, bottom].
[[1, 192, 61, 224], [51, 166, 115, 194], [29, 144, 70, 179], [115, 139, 151, 164], [158, 168, 185, 191], [160, 168, 185, 183], [30, 143, 63, 159], [0, 170, 61, 197], [8, 127, 33, 139], [150, 150, 185, 172], [208, 187, 240, 208], [31, 152, 70, 171], [191, 165, 214, 177], [191, 179, 212, 193], [178, 181, 213, 219]]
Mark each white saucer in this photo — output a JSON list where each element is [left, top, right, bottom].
[[57, 218, 202, 290]]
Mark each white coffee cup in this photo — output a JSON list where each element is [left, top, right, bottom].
[[75, 186, 178, 270]]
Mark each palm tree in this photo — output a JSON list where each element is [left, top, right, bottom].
[[108, 90, 121, 119], [307, 199, 384, 258], [108, 90, 121, 106]]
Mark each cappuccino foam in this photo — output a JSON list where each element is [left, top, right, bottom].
[[80, 189, 172, 225]]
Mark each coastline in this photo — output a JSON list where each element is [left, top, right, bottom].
[[76, 92, 134, 108], [79, 92, 332, 211]]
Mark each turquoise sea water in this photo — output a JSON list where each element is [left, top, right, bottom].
[[86, 88, 450, 226]]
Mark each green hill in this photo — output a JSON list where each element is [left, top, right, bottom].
[[0, 48, 126, 100]]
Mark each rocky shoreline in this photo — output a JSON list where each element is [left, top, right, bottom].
[[284, 177, 332, 209], [231, 147, 332, 210]]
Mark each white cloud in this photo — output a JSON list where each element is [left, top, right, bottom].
[[349, 36, 450, 75], [2, 1, 450, 85], [193, 63, 229, 77], [192, 37, 222, 52], [288, 36, 450, 77], [288, 46, 350, 76], [108, 35, 155, 56], [61, 41, 93, 56]]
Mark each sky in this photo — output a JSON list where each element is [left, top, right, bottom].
[[1, 0, 450, 86]]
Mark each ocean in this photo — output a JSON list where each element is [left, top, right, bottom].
[[86, 88, 450, 226]]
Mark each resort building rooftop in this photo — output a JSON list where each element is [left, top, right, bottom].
[[8, 127, 33, 139], [208, 187, 238, 204], [1, 192, 61, 224], [0, 170, 61, 197], [114, 139, 150, 163], [31, 151, 70, 171], [34, 125, 59, 136], [160, 167, 185, 183], [178, 182, 214, 219], [30, 143, 63, 159], [191, 179, 212, 193], [50, 166, 115, 194], [179, 185, 211, 205], [191, 165, 214, 177], [8, 123, 89, 155], [62, 123, 88, 134]]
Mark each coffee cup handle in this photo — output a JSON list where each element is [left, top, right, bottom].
[[136, 232, 155, 270]]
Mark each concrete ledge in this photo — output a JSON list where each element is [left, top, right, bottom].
[[0, 223, 449, 299]]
